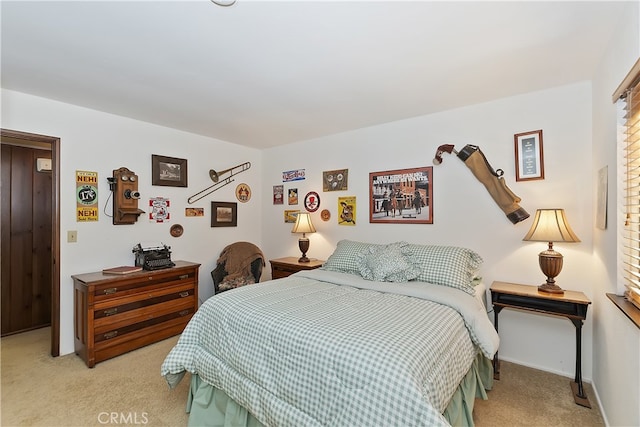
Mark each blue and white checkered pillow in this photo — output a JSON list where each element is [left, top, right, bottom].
[[356, 242, 421, 282]]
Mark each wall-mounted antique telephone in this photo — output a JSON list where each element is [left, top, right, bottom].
[[109, 167, 145, 225]]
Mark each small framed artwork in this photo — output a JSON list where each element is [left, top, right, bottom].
[[284, 210, 299, 223], [152, 155, 188, 187], [338, 196, 356, 225], [304, 191, 320, 212], [323, 169, 348, 191], [273, 185, 284, 205], [185, 207, 204, 217], [514, 130, 544, 181], [596, 166, 608, 230], [288, 188, 298, 205], [211, 201, 237, 227], [369, 166, 433, 224], [235, 183, 251, 203]]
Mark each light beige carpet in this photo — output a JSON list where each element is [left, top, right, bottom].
[[1, 327, 605, 427]]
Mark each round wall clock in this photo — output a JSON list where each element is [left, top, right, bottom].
[[235, 183, 251, 203], [304, 191, 320, 212]]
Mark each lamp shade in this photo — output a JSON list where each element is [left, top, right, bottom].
[[291, 212, 316, 234], [522, 209, 580, 243]]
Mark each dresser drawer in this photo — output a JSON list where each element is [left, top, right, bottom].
[[94, 292, 195, 334], [93, 283, 195, 318], [92, 269, 196, 302], [94, 304, 195, 344], [93, 316, 192, 365]]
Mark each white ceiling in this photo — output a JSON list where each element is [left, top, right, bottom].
[[0, 1, 629, 149]]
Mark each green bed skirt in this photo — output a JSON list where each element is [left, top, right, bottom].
[[185, 353, 493, 427]]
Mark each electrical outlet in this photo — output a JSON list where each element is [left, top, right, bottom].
[[67, 230, 78, 243]]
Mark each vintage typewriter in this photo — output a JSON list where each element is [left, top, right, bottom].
[[133, 243, 176, 271]]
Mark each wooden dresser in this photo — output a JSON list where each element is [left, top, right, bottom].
[[72, 260, 200, 368]]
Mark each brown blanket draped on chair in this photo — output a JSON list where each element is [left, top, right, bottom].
[[213, 242, 265, 293]]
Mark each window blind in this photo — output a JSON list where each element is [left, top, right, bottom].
[[617, 58, 640, 310]]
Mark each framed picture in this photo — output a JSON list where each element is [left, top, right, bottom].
[[211, 201, 237, 227], [152, 155, 188, 187], [288, 188, 298, 205], [338, 196, 356, 225], [323, 169, 348, 191], [273, 185, 284, 205], [514, 130, 544, 181], [596, 166, 608, 230], [369, 166, 433, 224], [304, 191, 320, 212], [284, 210, 299, 223]]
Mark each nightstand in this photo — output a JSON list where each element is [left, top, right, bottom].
[[269, 257, 324, 279], [490, 281, 592, 408]]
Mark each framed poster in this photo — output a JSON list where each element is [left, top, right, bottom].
[[514, 130, 545, 181], [152, 155, 188, 187], [596, 166, 608, 230], [338, 196, 356, 225], [211, 201, 237, 227], [284, 210, 299, 223], [273, 185, 284, 205], [288, 188, 298, 205], [369, 166, 433, 224], [323, 169, 348, 191]]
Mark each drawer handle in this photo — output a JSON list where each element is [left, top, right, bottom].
[[103, 288, 117, 295], [179, 310, 190, 317], [179, 274, 189, 280], [103, 331, 118, 340], [103, 308, 118, 316], [179, 291, 190, 298]]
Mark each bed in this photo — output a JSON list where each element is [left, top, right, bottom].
[[161, 240, 499, 427]]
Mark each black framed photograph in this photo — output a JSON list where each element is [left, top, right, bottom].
[[514, 130, 545, 181], [211, 201, 237, 227], [152, 155, 188, 187], [369, 166, 433, 224]]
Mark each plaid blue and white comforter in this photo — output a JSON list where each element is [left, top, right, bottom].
[[161, 269, 499, 427]]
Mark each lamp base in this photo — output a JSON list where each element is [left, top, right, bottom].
[[298, 237, 310, 263], [538, 283, 565, 294], [538, 246, 564, 294]]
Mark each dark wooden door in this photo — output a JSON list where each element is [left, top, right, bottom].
[[1, 143, 52, 336]]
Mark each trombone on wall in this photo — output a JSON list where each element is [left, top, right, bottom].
[[187, 162, 251, 204]]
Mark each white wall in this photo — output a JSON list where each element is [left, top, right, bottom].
[[591, 2, 640, 426], [1, 89, 263, 356], [262, 82, 595, 381]]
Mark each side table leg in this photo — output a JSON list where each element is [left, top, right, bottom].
[[570, 318, 591, 408], [493, 306, 503, 380]]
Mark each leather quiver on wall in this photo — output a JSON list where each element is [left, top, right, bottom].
[[457, 145, 530, 224]]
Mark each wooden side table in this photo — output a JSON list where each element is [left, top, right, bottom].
[[490, 281, 592, 408], [269, 257, 324, 279]]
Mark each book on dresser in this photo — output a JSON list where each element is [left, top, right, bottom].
[[102, 265, 143, 275], [72, 260, 200, 368]]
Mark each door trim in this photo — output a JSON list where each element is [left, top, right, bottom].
[[1, 128, 60, 356]]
